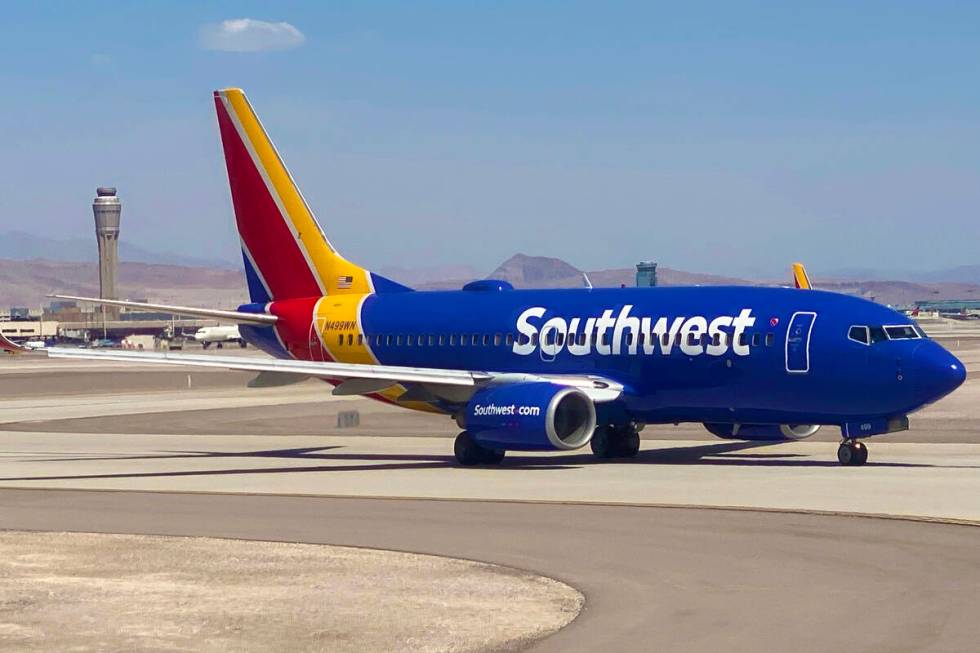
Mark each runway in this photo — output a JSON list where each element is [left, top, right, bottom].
[[1, 350, 979, 651]]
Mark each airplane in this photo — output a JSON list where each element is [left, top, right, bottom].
[[193, 325, 246, 349], [0, 88, 966, 467]]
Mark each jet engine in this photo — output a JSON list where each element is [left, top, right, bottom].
[[704, 422, 821, 441], [464, 382, 596, 451]]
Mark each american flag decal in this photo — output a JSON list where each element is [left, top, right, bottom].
[[337, 275, 354, 289]]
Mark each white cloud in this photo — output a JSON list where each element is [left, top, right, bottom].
[[199, 18, 305, 53]]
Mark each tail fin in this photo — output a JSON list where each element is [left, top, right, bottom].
[[214, 88, 398, 302], [792, 262, 812, 289]]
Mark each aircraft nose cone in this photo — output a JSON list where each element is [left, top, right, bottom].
[[911, 342, 967, 402]]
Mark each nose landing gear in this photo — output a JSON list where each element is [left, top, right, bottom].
[[837, 439, 868, 466]]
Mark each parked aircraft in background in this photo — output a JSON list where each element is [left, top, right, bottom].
[[193, 325, 246, 349], [2, 89, 965, 467]]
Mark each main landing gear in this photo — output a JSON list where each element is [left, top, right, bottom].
[[454, 431, 505, 466], [837, 439, 868, 466], [591, 425, 641, 460]]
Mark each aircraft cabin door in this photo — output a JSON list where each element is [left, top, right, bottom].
[[785, 311, 816, 374]]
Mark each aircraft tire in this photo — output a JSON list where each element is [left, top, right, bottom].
[[853, 441, 868, 465], [480, 448, 505, 465], [454, 431, 484, 466], [616, 427, 641, 458], [590, 426, 615, 459], [837, 441, 868, 466]]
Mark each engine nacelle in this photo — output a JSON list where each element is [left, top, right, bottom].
[[704, 422, 821, 441], [465, 382, 596, 451]]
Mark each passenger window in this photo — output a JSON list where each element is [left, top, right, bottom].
[[751, 333, 760, 347], [483, 334, 491, 346], [472, 333, 480, 345], [337, 335, 343, 346], [531, 333, 539, 346], [357, 334, 363, 345], [348, 334, 354, 346], [494, 333, 502, 346], [579, 333, 587, 346], [419, 335, 425, 347], [556, 332, 564, 347], [449, 334, 456, 346], [460, 334, 469, 346], [505, 334, 514, 346], [662, 333, 670, 347], [438, 335, 445, 346], [848, 326, 870, 345], [765, 333, 775, 347], [396, 335, 402, 346], [687, 333, 697, 346], [407, 335, 414, 346]]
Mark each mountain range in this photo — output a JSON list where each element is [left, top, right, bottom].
[[1, 248, 977, 310], [0, 231, 237, 269]]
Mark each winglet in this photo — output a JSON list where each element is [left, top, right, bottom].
[[792, 262, 812, 290], [0, 331, 29, 354]]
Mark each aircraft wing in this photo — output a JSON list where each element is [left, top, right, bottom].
[[1, 335, 622, 403]]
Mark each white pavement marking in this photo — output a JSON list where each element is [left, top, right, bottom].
[[0, 433, 979, 522]]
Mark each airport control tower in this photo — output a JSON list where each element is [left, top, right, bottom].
[[635, 261, 658, 287], [93, 187, 121, 320]]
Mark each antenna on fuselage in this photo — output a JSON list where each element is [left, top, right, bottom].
[[582, 272, 593, 289]]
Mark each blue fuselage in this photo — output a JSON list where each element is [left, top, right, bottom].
[[244, 285, 966, 435]]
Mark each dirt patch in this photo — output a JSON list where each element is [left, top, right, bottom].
[[0, 531, 582, 652]]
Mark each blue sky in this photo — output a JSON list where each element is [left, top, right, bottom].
[[1, 2, 978, 277]]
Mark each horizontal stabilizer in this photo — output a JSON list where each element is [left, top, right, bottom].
[[49, 295, 277, 326]]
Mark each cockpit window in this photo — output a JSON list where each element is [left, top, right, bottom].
[[852, 324, 924, 344], [885, 325, 920, 340], [848, 326, 869, 345]]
